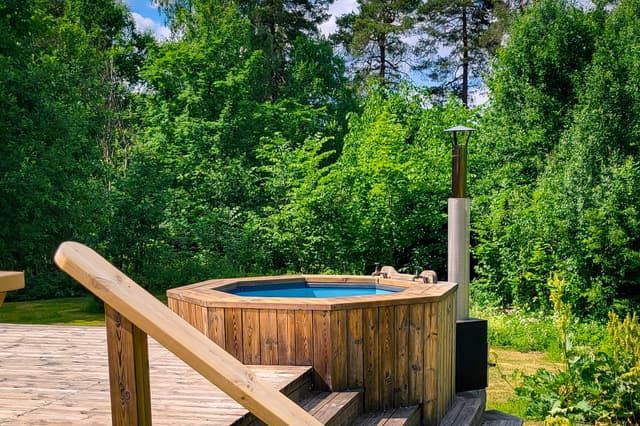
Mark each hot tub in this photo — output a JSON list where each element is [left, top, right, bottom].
[[227, 281, 403, 297], [167, 274, 457, 424]]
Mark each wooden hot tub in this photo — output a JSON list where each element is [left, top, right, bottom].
[[167, 275, 457, 424]]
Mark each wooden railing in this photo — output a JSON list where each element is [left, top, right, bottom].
[[54, 241, 322, 426]]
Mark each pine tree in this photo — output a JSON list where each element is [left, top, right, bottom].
[[415, 0, 507, 105], [332, 0, 420, 85]]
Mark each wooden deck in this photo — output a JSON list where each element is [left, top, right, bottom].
[[0, 323, 312, 425]]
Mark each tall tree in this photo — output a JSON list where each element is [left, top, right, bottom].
[[332, 0, 420, 84], [156, 0, 331, 100], [476, 0, 598, 187], [239, 0, 330, 99], [134, 0, 353, 285], [537, 0, 640, 315], [67, 0, 155, 183], [471, 0, 606, 312], [0, 0, 129, 298], [415, 0, 506, 106]]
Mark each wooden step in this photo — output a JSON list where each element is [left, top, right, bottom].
[[353, 405, 421, 425], [236, 390, 363, 426], [440, 389, 486, 426], [231, 368, 315, 425], [274, 365, 314, 404], [299, 391, 363, 426]]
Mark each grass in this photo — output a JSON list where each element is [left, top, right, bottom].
[[472, 304, 560, 353], [487, 347, 562, 425], [0, 297, 106, 326], [0, 294, 168, 326]]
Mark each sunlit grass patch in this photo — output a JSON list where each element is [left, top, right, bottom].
[[0, 297, 105, 326], [487, 348, 562, 426]]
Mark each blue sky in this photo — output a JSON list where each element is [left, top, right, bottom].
[[124, 0, 164, 22], [122, 0, 358, 39], [123, 0, 170, 40]]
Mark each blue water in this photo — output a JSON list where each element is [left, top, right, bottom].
[[228, 283, 397, 298]]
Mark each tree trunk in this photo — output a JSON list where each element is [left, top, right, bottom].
[[461, 4, 469, 107], [379, 34, 386, 84]]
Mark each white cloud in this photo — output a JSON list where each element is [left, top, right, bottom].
[[320, 0, 359, 36], [470, 88, 489, 107], [131, 12, 170, 41], [330, 0, 359, 16]]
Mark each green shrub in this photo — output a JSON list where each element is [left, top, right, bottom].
[[515, 276, 640, 424], [475, 305, 559, 353]]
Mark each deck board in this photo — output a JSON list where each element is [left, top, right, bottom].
[[0, 323, 311, 425]]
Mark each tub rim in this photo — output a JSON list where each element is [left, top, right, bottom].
[[167, 274, 457, 311]]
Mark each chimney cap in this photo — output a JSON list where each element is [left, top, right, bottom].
[[444, 125, 475, 133]]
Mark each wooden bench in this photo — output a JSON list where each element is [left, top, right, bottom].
[[0, 271, 24, 306]]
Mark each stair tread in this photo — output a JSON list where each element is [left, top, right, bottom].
[[440, 390, 486, 426], [230, 366, 313, 425], [353, 405, 421, 426], [298, 390, 363, 425]]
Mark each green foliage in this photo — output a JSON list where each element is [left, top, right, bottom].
[[0, 0, 130, 299], [538, 0, 640, 316], [253, 133, 339, 272], [472, 0, 600, 311], [100, 143, 169, 276], [240, 0, 329, 100], [136, 5, 266, 278], [3, 0, 640, 319], [477, 306, 558, 354], [130, 3, 469, 283], [326, 87, 454, 270], [256, 85, 472, 275], [473, 0, 640, 317], [118, 0, 357, 285], [515, 276, 640, 424]]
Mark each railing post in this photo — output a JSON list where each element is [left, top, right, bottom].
[[105, 304, 152, 426]]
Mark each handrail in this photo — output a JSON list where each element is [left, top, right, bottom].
[[54, 241, 322, 426], [0, 271, 24, 306]]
